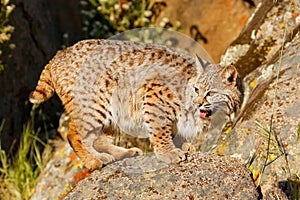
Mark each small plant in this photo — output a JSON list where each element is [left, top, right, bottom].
[[80, 0, 181, 39], [252, 120, 299, 199], [0, 109, 52, 200], [0, 0, 15, 71]]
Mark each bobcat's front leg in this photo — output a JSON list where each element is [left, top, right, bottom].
[[143, 85, 186, 163], [150, 127, 186, 163]]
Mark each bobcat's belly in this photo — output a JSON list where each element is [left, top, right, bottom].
[[115, 117, 149, 138], [111, 89, 149, 138]]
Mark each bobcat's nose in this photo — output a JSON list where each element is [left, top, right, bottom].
[[196, 97, 203, 106]]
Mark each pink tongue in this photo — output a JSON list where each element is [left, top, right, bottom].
[[200, 111, 207, 119]]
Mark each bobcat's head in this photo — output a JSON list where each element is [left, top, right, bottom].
[[189, 56, 244, 132]]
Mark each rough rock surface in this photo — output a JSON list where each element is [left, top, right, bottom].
[[221, 0, 300, 78], [216, 30, 300, 199], [213, 0, 300, 198], [64, 153, 260, 200], [30, 142, 260, 200], [30, 142, 88, 200]]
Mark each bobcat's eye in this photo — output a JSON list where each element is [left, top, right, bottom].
[[204, 90, 213, 97]]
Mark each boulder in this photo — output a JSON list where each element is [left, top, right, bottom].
[[64, 153, 260, 199]]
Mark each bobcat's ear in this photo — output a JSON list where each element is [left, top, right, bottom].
[[221, 65, 238, 85], [195, 55, 210, 74]]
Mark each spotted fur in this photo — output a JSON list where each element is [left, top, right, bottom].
[[29, 39, 243, 170]]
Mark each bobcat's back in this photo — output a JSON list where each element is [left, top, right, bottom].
[[30, 39, 196, 116]]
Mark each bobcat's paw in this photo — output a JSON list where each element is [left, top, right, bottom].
[[128, 147, 144, 156], [156, 148, 186, 163], [182, 143, 197, 153], [84, 157, 103, 171], [115, 147, 144, 160], [98, 152, 116, 165]]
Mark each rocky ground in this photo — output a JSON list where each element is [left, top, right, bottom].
[[64, 153, 260, 199]]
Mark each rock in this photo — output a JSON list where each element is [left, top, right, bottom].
[[0, 0, 84, 152], [31, 142, 260, 199], [151, 0, 300, 198], [64, 153, 260, 200], [221, 0, 300, 78], [30, 142, 89, 200], [216, 30, 300, 199], [186, 0, 300, 155], [155, 0, 255, 62]]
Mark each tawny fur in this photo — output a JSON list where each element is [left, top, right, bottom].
[[29, 39, 243, 170]]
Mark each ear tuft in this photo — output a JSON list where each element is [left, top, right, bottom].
[[221, 65, 238, 85], [195, 55, 210, 74]]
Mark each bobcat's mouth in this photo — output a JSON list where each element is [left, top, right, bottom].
[[200, 109, 212, 119]]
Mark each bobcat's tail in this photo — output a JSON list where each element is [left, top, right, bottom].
[[29, 64, 55, 104]]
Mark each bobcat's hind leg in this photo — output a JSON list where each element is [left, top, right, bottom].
[[93, 133, 143, 161], [67, 120, 105, 170]]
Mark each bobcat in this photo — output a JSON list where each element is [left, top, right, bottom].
[[29, 39, 243, 170]]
